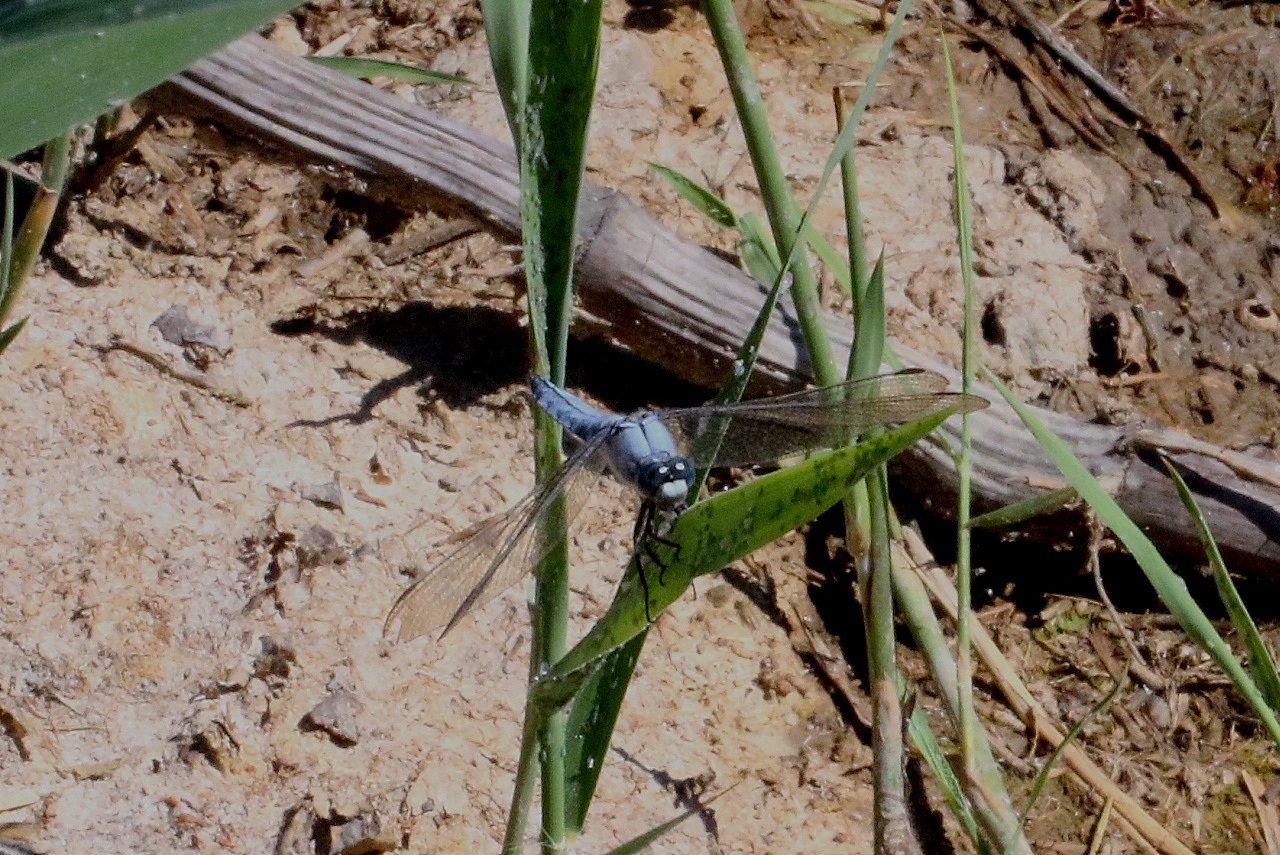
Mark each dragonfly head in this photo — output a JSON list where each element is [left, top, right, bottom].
[[635, 455, 696, 509]]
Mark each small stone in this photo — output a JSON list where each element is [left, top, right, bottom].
[[332, 810, 398, 854], [152, 305, 219, 349], [296, 525, 344, 569], [302, 690, 363, 746], [151, 304, 224, 368], [302, 479, 344, 511]]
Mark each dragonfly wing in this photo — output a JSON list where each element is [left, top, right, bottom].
[[666, 370, 983, 468], [385, 433, 612, 642]]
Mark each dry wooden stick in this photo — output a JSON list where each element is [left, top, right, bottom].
[[149, 36, 1280, 579]]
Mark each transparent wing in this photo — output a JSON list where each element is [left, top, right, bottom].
[[384, 432, 614, 642], [664, 369, 983, 468]]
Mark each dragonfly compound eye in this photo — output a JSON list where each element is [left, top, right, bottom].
[[644, 458, 694, 508]]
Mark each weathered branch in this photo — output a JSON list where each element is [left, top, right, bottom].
[[150, 36, 1280, 578]]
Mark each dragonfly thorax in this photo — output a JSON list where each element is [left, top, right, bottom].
[[600, 412, 695, 509], [633, 455, 695, 509]]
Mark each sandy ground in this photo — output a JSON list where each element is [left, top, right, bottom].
[[4, 0, 1280, 852]]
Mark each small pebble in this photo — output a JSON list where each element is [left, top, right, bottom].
[[302, 690, 363, 746]]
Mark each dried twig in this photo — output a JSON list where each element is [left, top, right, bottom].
[[949, 19, 1114, 149], [904, 528, 1197, 855], [84, 337, 253, 408], [961, 0, 1225, 216]]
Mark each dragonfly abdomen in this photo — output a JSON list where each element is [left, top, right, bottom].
[[530, 374, 620, 442]]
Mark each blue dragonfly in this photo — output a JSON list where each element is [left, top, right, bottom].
[[385, 370, 985, 641]]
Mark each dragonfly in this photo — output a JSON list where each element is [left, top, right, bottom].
[[384, 369, 987, 641]]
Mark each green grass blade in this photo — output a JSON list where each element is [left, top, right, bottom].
[[967, 487, 1079, 529], [0, 135, 70, 336], [306, 56, 470, 85], [799, 0, 913, 359], [1012, 672, 1125, 848], [867, 471, 913, 852], [648, 163, 737, 229], [508, 0, 604, 850], [735, 211, 782, 285], [841, 253, 886, 559], [803, 223, 853, 299], [705, 0, 914, 390], [687, 211, 787, 498], [847, 254, 886, 382], [892, 560, 1029, 852], [907, 705, 990, 855], [942, 33, 981, 775], [0, 318, 28, 356], [478, 0, 530, 136], [647, 163, 851, 298], [981, 365, 1280, 748], [2, 184, 57, 322], [517, 0, 601, 379], [1, 170, 14, 317], [700, 0, 839, 387], [1163, 459, 1280, 712], [835, 86, 868, 300], [0, 0, 302, 158]]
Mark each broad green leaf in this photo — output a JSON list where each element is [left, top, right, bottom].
[[566, 190, 808, 826], [306, 55, 469, 85], [563, 631, 645, 833], [0, 0, 302, 158], [539, 406, 963, 696]]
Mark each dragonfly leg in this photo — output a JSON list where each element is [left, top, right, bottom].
[[632, 502, 657, 623], [632, 501, 684, 623]]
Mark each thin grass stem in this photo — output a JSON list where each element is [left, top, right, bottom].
[[892, 548, 1031, 854], [699, 0, 839, 387], [867, 469, 913, 851], [833, 87, 868, 302], [941, 35, 980, 776]]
